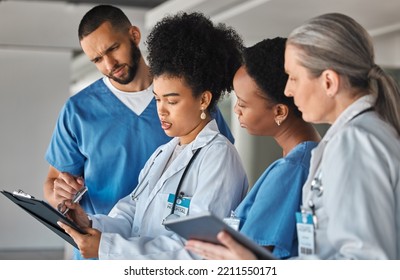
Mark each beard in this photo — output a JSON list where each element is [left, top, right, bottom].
[[108, 40, 141, 85]]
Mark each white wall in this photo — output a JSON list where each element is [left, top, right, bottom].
[[374, 32, 400, 68], [0, 1, 88, 251], [0, 48, 70, 249]]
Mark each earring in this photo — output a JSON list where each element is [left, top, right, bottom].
[[200, 109, 206, 120], [275, 119, 281, 126]]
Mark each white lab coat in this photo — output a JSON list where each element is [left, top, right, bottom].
[[90, 120, 249, 259], [302, 95, 400, 259]]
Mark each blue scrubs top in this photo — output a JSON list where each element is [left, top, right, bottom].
[[234, 141, 318, 259]]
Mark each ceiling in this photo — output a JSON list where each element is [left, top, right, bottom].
[[2, 0, 400, 84], [3, 0, 400, 45], [3, 0, 167, 8]]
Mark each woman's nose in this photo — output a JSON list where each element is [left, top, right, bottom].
[[157, 103, 167, 116], [284, 82, 292, 97]]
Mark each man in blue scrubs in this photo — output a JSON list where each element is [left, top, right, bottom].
[[43, 4, 233, 259]]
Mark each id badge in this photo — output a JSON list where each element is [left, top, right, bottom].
[[166, 193, 190, 217], [296, 211, 315, 256], [223, 217, 240, 231], [223, 210, 240, 230]]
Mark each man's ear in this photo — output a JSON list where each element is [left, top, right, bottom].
[[322, 69, 340, 98], [129, 26, 141, 45]]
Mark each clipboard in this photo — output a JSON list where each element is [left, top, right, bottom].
[[1, 189, 86, 249], [163, 211, 276, 260]]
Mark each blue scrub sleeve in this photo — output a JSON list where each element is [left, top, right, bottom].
[[45, 102, 84, 175], [238, 161, 306, 259]]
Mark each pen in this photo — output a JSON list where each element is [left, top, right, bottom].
[[61, 186, 88, 215]]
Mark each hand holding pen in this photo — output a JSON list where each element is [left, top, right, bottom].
[[57, 186, 92, 228], [57, 186, 88, 215], [52, 172, 84, 206]]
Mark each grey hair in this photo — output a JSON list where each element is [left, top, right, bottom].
[[287, 13, 400, 135]]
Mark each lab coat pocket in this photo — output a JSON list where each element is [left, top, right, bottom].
[[140, 191, 173, 236]]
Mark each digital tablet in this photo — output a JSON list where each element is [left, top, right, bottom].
[[1, 189, 86, 249], [163, 211, 276, 260]]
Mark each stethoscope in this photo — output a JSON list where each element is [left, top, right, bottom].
[[310, 170, 323, 197], [130, 147, 202, 224], [307, 170, 323, 228], [163, 148, 201, 224], [131, 150, 163, 201], [162, 148, 201, 224]]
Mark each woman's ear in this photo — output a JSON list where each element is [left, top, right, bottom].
[[322, 69, 340, 98], [273, 104, 289, 126], [200, 91, 212, 110], [129, 26, 141, 45]]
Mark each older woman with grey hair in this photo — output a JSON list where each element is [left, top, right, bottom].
[[284, 12, 400, 260]]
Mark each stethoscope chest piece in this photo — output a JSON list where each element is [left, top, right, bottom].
[[310, 171, 323, 197]]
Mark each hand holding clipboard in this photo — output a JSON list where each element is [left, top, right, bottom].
[[1, 188, 87, 249]]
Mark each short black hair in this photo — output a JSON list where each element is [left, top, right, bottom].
[[146, 12, 244, 111], [78, 5, 131, 41], [244, 37, 301, 117]]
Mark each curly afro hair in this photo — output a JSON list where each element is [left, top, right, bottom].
[[243, 37, 302, 118], [146, 12, 244, 111]]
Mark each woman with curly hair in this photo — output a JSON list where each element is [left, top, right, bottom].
[[58, 12, 248, 260], [186, 38, 321, 259]]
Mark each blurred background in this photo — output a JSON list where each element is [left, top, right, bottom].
[[1, 0, 399, 259]]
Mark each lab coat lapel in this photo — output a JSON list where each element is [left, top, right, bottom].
[[150, 143, 196, 197], [138, 139, 194, 219], [157, 120, 219, 188], [139, 120, 219, 220], [149, 138, 179, 194]]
